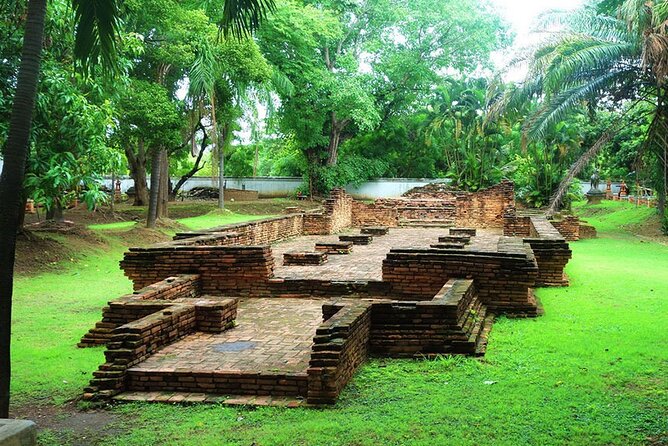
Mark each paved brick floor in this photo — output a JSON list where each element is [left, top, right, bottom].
[[130, 298, 325, 374], [272, 227, 502, 281], [126, 227, 504, 386]]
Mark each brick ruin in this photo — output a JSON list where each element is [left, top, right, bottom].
[[81, 181, 587, 405]]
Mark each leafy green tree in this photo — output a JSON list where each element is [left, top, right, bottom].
[[27, 63, 119, 220], [259, 0, 508, 194], [423, 79, 511, 191], [495, 0, 668, 229], [0, 0, 275, 417]]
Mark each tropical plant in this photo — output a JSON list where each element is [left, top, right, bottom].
[[493, 0, 668, 229], [0, 0, 275, 417], [424, 80, 512, 191]]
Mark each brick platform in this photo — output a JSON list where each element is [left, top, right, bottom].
[[361, 226, 389, 236], [315, 241, 354, 254], [450, 228, 477, 237], [338, 234, 373, 245], [123, 298, 325, 398], [82, 181, 577, 406], [283, 251, 328, 266], [438, 235, 471, 244]]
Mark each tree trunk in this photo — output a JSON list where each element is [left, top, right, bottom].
[[0, 0, 47, 418], [125, 140, 149, 206], [171, 126, 208, 200], [253, 144, 259, 177], [218, 142, 225, 209], [146, 150, 161, 228], [157, 149, 169, 219], [326, 113, 349, 166], [46, 202, 65, 223]]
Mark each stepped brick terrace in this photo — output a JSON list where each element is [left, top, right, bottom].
[[80, 181, 590, 406]]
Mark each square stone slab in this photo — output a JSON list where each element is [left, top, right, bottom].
[[315, 241, 354, 254], [0, 419, 36, 446]]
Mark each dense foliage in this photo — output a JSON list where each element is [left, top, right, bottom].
[[1, 0, 666, 225]]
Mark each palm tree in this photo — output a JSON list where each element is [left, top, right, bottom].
[[0, 0, 275, 418], [493, 0, 668, 220]]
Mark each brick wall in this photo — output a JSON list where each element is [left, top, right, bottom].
[[455, 181, 515, 228], [503, 210, 532, 237], [370, 198, 456, 225], [382, 239, 539, 315], [307, 302, 372, 404], [579, 221, 597, 239], [84, 304, 198, 400], [174, 214, 303, 245], [351, 201, 399, 227], [303, 189, 354, 235], [358, 180, 515, 228], [120, 246, 274, 295], [525, 217, 572, 286], [551, 215, 580, 241], [370, 279, 490, 357], [126, 370, 308, 397], [79, 275, 202, 347]]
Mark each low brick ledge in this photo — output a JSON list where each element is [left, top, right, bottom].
[[431, 242, 465, 249], [360, 226, 389, 236], [449, 228, 477, 237], [338, 234, 373, 245], [283, 251, 328, 266], [315, 241, 353, 254], [114, 391, 311, 407], [438, 235, 471, 244]]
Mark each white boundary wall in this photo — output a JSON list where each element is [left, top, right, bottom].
[[103, 176, 444, 199]]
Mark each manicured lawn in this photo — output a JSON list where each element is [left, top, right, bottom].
[[11, 202, 668, 445], [176, 212, 274, 231], [87, 212, 273, 231]]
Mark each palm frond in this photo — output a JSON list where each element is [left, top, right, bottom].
[[270, 67, 294, 97], [188, 42, 219, 100], [543, 38, 636, 91], [524, 70, 623, 139], [221, 0, 276, 39], [72, 0, 121, 73], [547, 124, 618, 214]]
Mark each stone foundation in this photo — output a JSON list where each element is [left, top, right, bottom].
[[82, 181, 576, 406]]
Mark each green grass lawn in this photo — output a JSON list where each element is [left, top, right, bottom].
[[87, 212, 273, 231], [176, 212, 274, 231], [12, 202, 668, 445]]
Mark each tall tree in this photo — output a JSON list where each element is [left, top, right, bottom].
[[0, 0, 274, 417], [494, 0, 668, 227], [259, 0, 508, 193]]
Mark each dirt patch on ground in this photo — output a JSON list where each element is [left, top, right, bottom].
[[108, 226, 173, 247], [10, 401, 123, 446], [625, 214, 668, 246], [24, 204, 141, 227], [15, 225, 108, 276]]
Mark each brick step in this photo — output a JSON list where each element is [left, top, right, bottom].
[[338, 235, 373, 245], [283, 251, 327, 266], [314, 241, 353, 254], [360, 226, 389, 236], [449, 228, 477, 237], [399, 219, 455, 227], [474, 313, 495, 356], [430, 242, 465, 249], [397, 206, 456, 211], [438, 235, 471, 244], [113, 391, 309, 407], [126, 368, 308, 397]]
